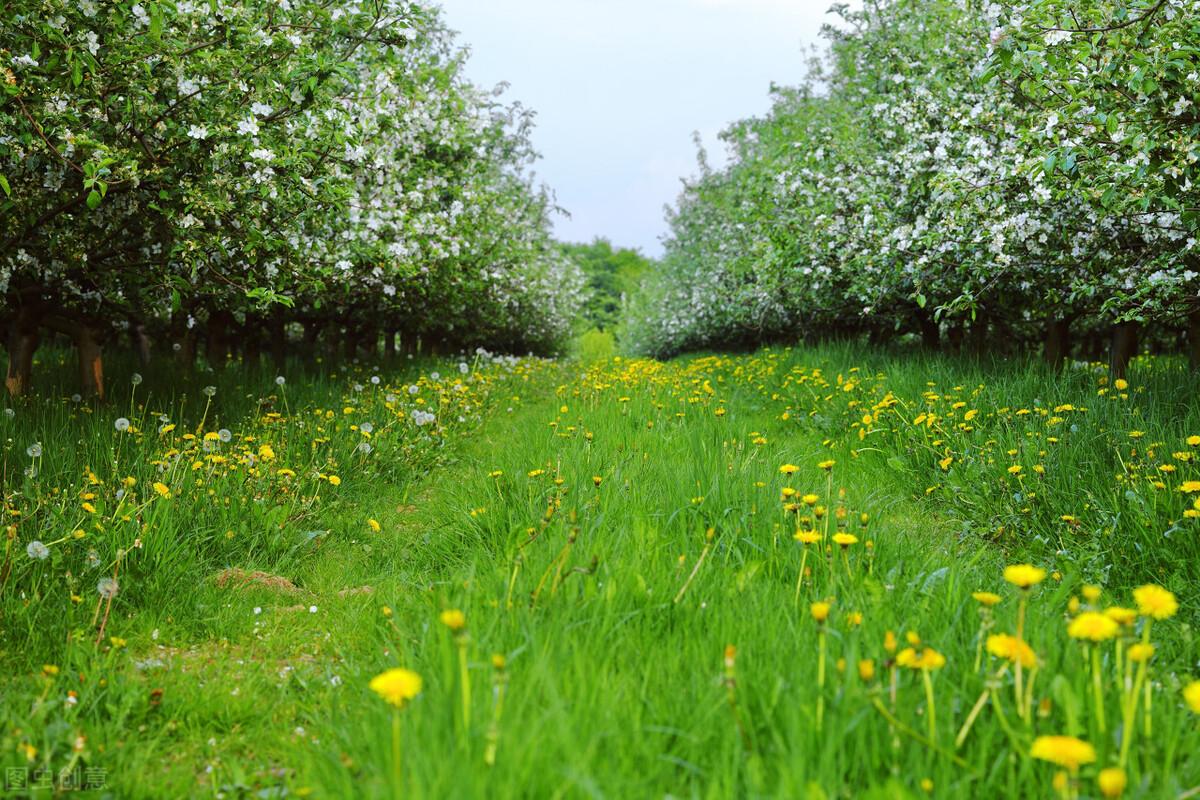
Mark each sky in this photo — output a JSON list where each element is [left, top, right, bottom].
[[437, 0, 843, 257]]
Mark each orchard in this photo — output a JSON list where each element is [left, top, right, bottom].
[[3, 2, 1200, 798]]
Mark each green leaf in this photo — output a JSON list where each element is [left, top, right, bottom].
[[86, 190, 101, 210], [0, 175, 9, 197]]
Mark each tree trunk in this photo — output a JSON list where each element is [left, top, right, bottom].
[[43, 315, 106, 400], [302, 319, 321, 350], [76, 324, 105, 400], [916, 311, 940, 349], [1109, 321, 1139, 381], [946, 323, 964, 353], [5, 306, 41, 397], [1188, 308, 1200, 371], [270, 315, 287, 370], [343, 325, 360, 362], [206, 310, 233, 369], [1043, 317, 1071, 370], [131, 320, 152, 366], [242, 318, 262, 367]]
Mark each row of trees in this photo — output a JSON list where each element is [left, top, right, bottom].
[[2, 1, 584, 398], [625, 0, 1199, 373]]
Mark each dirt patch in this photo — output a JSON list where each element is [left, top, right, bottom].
[[213, 568, 303, 595], [337, 585, 373, 597]]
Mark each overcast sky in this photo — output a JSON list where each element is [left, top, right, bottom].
[[438, 0, 842, 257]]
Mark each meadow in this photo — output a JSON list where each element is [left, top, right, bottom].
[[3, 345, 1198, 798]]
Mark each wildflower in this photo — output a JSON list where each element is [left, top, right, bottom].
[[1187, 435, 1200, 447], [1030, 735, 1096, 771], [258, 444, 276, 461], [1105, 606, 1137, 625], [778, 464, 799, 475], [1067, 611, 1118, 642], [986, 634, 1036, 668], [218, 429, 232, 443], [1003, 564, 1046, 589], [858, 659, 875, 681], [1179, 481, 1200, 493], [97, 577, 119, 599], [369, 668, 422, 708], [440, 609, 467, 631], [1007, 465, 1022, 475], [1097, 767, 1127, 798], [794, 530, 821, 545], [26, 540, 50, 560], [115, 418, 131, 432], [810, 601, 831, 623], [896, 647, 946, 670], [1082, 585, 1102, 603], [832, 533, 858, 547], [367, 519, 381, 533], [275, 376, 286, 386], [1184, 681, 1200, 713], [328, 475, 341, 486], [801, 493, 819, 506], [817, 459, 835, 471], [883, 631, 897, 653], [152, 482, 171, 499], [1127, 643, 1154, 662], [592, 476, 602, 487], [972, 591, 1001, 606], [1114, 379, 1129, 391], [1133, 585, 1177, 619], [26, 442, 42, 458]]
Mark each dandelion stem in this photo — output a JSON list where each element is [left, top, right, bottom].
[[1091, 645, 1106, 733], [674, 538, 711, 604], [922, 668, 937, 744], [1015, 591, 1028, 722], [870, 698, 971, 769], [956, 688, 990, 749], [391, 708, 402, 800], [816, 628, 826, 733], [793, 547, 809, 608], [457, 637, 472, 739]]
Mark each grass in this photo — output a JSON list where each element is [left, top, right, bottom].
[[2, 344, 1198, 798]]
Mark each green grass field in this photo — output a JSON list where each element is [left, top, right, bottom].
[[3, 345, 1199, 798]]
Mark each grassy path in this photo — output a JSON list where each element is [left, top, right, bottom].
[[13, 351, 1198, 798]]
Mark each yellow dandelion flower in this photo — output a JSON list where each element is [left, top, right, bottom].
[[367, 518, 381, 532], [794, 530, 821, 545], [1183, 681, 1200, 714], [986, 633, 1036, 668], [1030, 735, 1096, 771], [810, 601, 831, 623], [1133, 584, 1177, 620], [1067, 612, 1119, 642], [858, 659, 875, 681], [152, 482, 171, 499], [1003, 564, 1047, 589], [1105, 606, 1137, 625], [328, 475, 341, 486], [1097, 767, 1127, 798], [832, 532, 858, 547], [1127, 643, 1154, 663], [369, 668, 422, 708], [817, 459, 836, 471], [972, 591, 1002, 606], [779, 464, 799, 475], [440, 609, 466, 631]]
